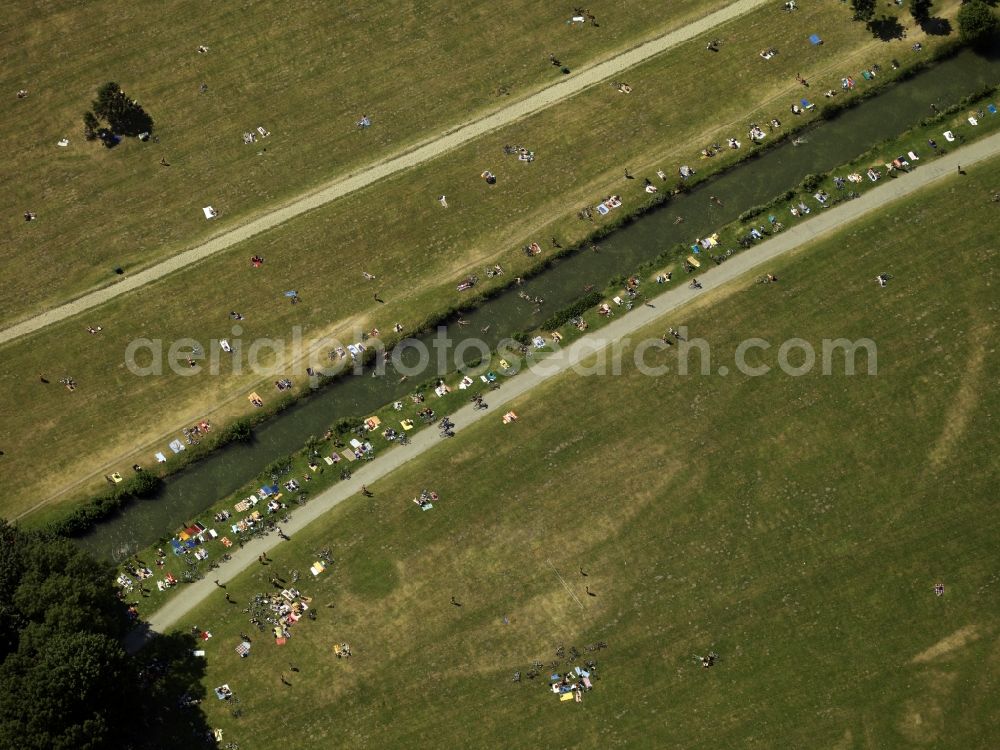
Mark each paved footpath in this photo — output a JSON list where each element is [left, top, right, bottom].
[[2, 0, 772, 348], [127, 132, 1000, 652]]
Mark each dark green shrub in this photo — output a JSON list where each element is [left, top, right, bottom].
[[541, 291, 604, 330], [219, 417, 253, 443]]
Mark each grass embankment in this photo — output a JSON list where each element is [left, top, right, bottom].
[[1, 2, 963, 518], [162, 159, 999, 748], [1, 0, 719, 321]]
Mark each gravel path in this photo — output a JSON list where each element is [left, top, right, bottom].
[[124, 132, 1000, 652], [3, 0, 772, 348]]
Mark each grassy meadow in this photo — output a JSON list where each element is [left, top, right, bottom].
[[0, 0, 724, 322], [0, 0, 964, 520], [165, 160, 1000, 748]]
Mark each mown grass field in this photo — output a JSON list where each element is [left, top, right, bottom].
[[2, 1, 962, 520], [168, 160, 1000, 748], [0, 0, 723, 322]]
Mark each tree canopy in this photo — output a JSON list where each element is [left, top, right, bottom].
[[0, 521, 210, 749], [958, 0, 1000, 44], [84, 81, 154, 139]]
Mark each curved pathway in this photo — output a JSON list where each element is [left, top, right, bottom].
[[4, 0, 772, 347], [124, 132, 1000, 651]]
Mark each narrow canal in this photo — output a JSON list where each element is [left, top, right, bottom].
[[79, 48, 1000, 559]]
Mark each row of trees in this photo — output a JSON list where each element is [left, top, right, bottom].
[[850, 0, 998, 43], [83, 81, 154, 143]]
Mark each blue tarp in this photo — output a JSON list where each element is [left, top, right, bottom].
[[809, 34, 822, 45]]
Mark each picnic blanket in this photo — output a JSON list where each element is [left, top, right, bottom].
[[168, 439, 186, 453]]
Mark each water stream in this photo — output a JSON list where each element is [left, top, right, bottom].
[[79, 48, 1000, 559]]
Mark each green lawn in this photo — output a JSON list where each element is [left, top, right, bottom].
[[164, 159, 999, 748], [0, 0, 724, 323], [1, 0, 960, 519]]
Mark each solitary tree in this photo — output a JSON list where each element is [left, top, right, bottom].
[[910, 0, 933, 22], [852, 0, 877, 21], [90, 81, 154, 137], [958, 0, 999, 44]]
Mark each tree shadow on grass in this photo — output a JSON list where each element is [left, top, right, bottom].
[[920, 17, 953, 36], [127, 631, 215, 749], [867, 15, 905, 41]]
